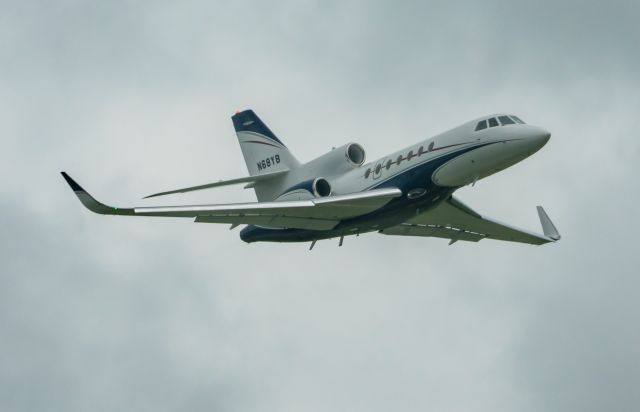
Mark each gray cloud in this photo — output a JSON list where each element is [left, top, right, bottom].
[[1, 1, 639, 411]]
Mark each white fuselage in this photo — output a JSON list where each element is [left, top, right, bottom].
[[285, 115, 550, 196]]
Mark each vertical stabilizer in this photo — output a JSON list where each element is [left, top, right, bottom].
[[232, 110, 299, 200]]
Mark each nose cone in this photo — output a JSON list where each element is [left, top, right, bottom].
[[526, 126, 551, 152], [536, 128, 551, 145]]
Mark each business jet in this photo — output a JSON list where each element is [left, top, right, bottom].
[[62, 109, 560, 249]]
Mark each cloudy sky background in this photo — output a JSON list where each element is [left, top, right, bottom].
[[2, 1, 640, 411]]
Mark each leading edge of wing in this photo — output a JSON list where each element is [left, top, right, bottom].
[[61, 172, 402, 228]]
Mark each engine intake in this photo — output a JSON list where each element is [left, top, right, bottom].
[[312, 177, 332, 197], [346, 143, 366, 166], [300, 142, 367, 179]]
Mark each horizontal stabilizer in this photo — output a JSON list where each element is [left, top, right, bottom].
[[143, 169, 289, 198]]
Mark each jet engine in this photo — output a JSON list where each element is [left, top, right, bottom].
[[311, 177, 332, 197], [275, 176, 332, 201], [302, 143, 366, 178]]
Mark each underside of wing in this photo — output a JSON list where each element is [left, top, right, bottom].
[[380, 195, 560, 245], [61, 172, 402, 231]]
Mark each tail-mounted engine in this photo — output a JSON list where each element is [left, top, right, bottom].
[[345, 143, 366, 166], [312, 177, 332, 197], [302, 143, 366, 178], [274, 143, 365, 201], [276, 177, 332, 201]]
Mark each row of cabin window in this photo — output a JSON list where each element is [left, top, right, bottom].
[[475, 115, 525, 131], [364, 141, 435, 178]]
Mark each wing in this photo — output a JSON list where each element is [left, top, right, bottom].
[[380, 196, 560, 245], [61, 172, 402, 231]]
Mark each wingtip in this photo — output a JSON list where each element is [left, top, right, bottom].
[[60, 171, 133, 216], [61, 171, 85, 192], [536, 206, 561, 241]]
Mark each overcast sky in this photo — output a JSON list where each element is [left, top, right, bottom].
[[2, 1, 640, 411]]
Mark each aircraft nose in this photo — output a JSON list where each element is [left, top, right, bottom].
[[538, 129, 551, 144], [528, 126, 551, 150]]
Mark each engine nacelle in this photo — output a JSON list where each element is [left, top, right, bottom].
[[312, 177, 332, 197], [302, 143, 366, 178], [276, 177, 332, 201]]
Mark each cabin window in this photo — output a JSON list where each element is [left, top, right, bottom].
[[375, 164, 382, 174], [475, 120, 488, 131], [396, 155, 403, 165], [498, 115, 515, 125], [385, 159, 392, 170], [428, 141, 435, 151], [488, 117, 499, 127], [418, 146, 424, 155], [407, 150, 414, 160], [364, 168, 371, 178]]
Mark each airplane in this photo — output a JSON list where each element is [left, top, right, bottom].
[[62, 109, 561, 249]]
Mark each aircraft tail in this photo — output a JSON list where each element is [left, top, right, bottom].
[[232, 110, 299, 201]]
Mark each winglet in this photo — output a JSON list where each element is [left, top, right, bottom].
[[61, 171, 85, 192], [60, 172, 134, 216], [536, 206, 561, 241]]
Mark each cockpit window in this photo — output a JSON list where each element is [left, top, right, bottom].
[[498, 115, 515, 125], [476, 115, 526, 132]]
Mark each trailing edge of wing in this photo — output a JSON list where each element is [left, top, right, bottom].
[[143, 169, 289, 198], [61, 172, 402, 230]]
